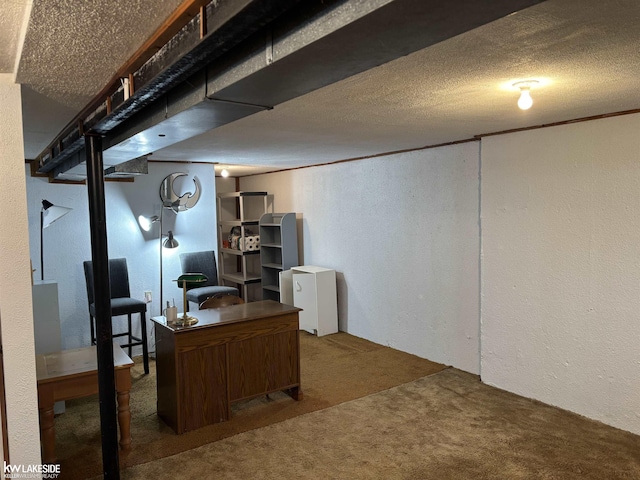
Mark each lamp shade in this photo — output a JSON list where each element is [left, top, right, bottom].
[[42, 200, 72, 228], [138, 214, 159, 231], [163, 230, 179, 248], [175, 273, 207, 288]]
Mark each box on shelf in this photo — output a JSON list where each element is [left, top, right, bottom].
[[230, 234, 261, 251]]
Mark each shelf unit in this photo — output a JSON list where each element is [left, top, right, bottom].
[[259, 213, 299, 301], [217, 191, 271, 300]]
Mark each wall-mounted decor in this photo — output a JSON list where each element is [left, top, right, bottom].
[[159, 173, 201, 212]]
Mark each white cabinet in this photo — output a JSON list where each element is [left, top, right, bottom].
[[32, 281, 62, 355], [32, 280, 65, 413], [280, 266, 338, 337]]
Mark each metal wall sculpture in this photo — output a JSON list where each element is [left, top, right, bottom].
[[159, 172, 201, 212]]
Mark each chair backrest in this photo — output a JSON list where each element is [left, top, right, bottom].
[[83, 258, 131, 305], [179, 251, 219, 289], [199, 294, 244, 310]]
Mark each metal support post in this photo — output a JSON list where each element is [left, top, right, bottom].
[[85, 133, 120, 479]]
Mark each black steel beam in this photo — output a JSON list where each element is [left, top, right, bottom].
[[95, 0, 303, 133], [37, 0, 304, 175], [51, 150, 86, 180], [84, 134, 120, 479]]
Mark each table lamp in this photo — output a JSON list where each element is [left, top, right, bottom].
[[174, 273, 207, 326]]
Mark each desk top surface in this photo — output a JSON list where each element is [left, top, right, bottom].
[[36, 343, 133, 383], [151, 300, 301, 333]]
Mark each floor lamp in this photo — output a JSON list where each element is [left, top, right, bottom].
[[40, 199, 72, 281], [138, 208, 179, 315]]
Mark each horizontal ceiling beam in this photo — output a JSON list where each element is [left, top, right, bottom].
[[39, 0, 547, 178], [36, 0, 307, 175], [35, 0, 210, 172]]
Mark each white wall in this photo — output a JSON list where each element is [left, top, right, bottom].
[[216, 177, 237, 195], [481, 113, 640, 436], [26, 162, 217, 353], [0, 75, 41, 467], [241, 142, 481, 374]]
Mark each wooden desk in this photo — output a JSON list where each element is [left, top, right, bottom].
[[152, 300, 302, 434], [36, 343, 133, 463]]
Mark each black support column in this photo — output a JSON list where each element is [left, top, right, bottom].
[[85, 133, 120, 478]]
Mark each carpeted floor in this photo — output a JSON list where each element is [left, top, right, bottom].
[[119, 368, 640, 479], [53, 332, 446, 479]]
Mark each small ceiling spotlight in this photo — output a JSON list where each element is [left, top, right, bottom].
[[221, 168, 230, 178], [513, 80, 539, 110]]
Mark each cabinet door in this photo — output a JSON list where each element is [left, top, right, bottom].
[[293, 273, 317, 333]]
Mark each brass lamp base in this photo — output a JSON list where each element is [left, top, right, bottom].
[[174, 315, 198, 327], [173, 273, 207, 328]]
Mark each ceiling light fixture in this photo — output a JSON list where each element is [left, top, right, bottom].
[[221, 169, 230, 178], [513, 80, 539, 110]]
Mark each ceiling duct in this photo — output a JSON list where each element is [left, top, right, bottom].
[[104, 156, 149, 178]]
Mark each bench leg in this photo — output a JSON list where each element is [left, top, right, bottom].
[[116, 386, 131, 453], [39, 405, 56, 463]]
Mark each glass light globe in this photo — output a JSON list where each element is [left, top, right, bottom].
[[517, 87, 533, 110]]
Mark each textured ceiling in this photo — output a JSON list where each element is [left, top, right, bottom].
[[7, 0, 640, 177], [150, 0, 640, 174], [16, 0, 184, 109], [0, 0, 29, 73]]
